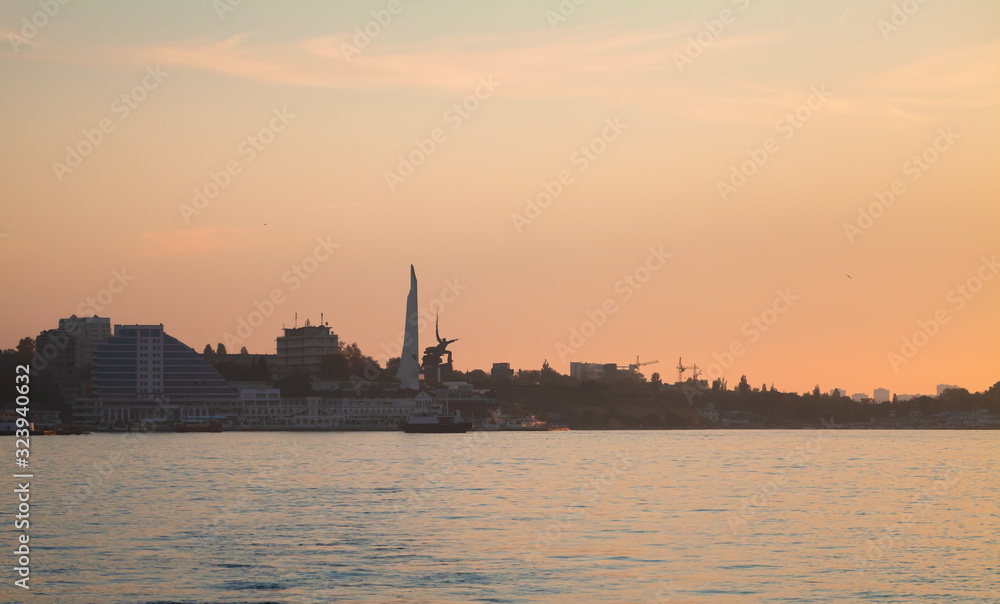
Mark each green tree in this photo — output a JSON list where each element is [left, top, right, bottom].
[[650, 372, 662, 386], [540, 359, 559, 385], [321, 353, 351, 380], [240, 346, 249, 355], [737, 375, 751, 396], [216, 342, 227, 355], [16, 337, 34, 360], [465, 369, 491, 389], [385, 357, 400, 377], [251, 357, 269, 381], [203, 344, 214, 356]]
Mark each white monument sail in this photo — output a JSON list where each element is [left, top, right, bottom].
[[396, 264, 421, 390]]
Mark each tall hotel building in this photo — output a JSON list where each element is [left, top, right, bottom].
[[75, 324, 238, 427]]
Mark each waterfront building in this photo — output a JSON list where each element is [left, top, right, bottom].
[[873, 388, 891, 403], [698, 402, 719, 423], [73, 324, 238, 427], [272, 319, 339, 381], [58, 314, 112, 367], [34, 315, 111, 413], [236, 392, 429, 430]]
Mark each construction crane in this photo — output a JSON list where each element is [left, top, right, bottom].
[[621, 356, 658, 373], [677, 356, 693, 383]]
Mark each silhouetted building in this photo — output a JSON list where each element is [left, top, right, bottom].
[[33, 315, 111, 415], [873, 387, 891, 403], [570, 362, 618, 382], [74, 324, 238, 427], [491, 362, 514, 382], [272, 319, 339, 381], [936, 384, 961, 397], [58, 314, 111, 367]]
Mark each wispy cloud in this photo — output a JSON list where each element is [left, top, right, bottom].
[[139, 227, 264, 257], [868, 42, 1000, 100], [7, 20, 998, 124]]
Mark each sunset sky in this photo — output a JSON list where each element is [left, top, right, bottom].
[[2, 0, 998, 396]]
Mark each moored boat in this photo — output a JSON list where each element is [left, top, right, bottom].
[[174, 420, 223, 433], [402, 407, 473, 433]]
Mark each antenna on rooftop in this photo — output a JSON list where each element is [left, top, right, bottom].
[[294, 312, 298, 328]]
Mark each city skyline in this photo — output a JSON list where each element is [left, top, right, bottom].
[[2, 0, 998, 398]]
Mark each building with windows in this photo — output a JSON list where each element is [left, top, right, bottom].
[[34, 315, 111, 413], [873, 388, 891, 403], [58, 314, 111, 367], [234, 384, 494, 430], [272, 319, 339, 381], [74, 324, 238, 427], [569, 362, 618, 382]]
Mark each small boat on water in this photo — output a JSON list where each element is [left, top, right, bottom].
[[402, 406, 473, 434], [500, 415, 548, 431]]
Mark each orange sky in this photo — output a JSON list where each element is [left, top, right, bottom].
[[1, 0, 998, 396]]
